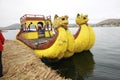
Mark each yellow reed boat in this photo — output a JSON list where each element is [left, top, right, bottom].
[[74, 13, 96, 53], [15, 13, 95, 61], [16, 14, 69, 60], [52, 14, 75, 58]]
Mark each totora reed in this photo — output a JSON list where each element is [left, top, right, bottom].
[[1, 40, 71, 80]]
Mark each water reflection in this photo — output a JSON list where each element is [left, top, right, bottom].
[[42, 50, 95, 80]]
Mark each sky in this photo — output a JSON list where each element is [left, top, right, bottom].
[[0, 0, 120, 27]]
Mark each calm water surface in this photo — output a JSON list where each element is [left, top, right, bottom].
[[2, 27, 120, 80]]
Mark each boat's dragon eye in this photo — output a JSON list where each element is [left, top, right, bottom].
[[83, 17, 86, 19], [62, 18, 65, 20]]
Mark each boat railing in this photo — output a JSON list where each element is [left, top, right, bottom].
[[20, 14, 45, 22]]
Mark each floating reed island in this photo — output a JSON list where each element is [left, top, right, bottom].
[[1, 40, 70, 80]]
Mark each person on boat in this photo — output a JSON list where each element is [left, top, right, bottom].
[[37, 23, 42, 32], [28, 22, 36, 31], [28, 22, 32, 31], [37, 23, 45, 34], [46, 22, 50, 30], [24, 23, 27, 31], [20, 23, 27, 32], [0, 30, 5, 77], [46, 22, 52, 37]]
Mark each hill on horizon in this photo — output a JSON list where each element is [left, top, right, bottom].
[[0, 23, 20, 30], [94, 19, 120, 27]]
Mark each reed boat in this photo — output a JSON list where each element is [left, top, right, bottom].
[[74, 13, 96, 53], [16, 14, 68, 60], [52, 14, 75, 58]]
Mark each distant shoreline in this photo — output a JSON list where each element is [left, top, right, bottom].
[[0, 18, 120, 30], [1, 25, 120, 31]]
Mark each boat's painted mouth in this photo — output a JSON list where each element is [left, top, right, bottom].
[[64, 23, 68, 25]]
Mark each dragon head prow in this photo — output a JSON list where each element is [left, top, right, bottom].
[[52, 14, 69, 29], [76, 13, 88, 25]]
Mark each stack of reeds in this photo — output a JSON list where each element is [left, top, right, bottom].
[[1, 40, 70, 80]]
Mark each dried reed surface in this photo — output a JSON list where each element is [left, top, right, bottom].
[[1, 40, 70, 80]]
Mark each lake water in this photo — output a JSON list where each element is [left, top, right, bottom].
[[2, 27, 120, 80]]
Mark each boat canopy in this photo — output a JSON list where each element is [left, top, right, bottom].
[[20, 14, 53, 31]]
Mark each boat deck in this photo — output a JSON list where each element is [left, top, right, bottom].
[[29, 37, 53, 44]]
